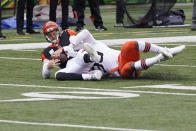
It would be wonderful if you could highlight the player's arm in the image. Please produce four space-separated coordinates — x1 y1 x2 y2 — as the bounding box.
42 59 60 79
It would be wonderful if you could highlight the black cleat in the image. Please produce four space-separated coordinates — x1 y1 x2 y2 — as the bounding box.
95 25 107 31
17 30 25 35
114 23 124 27
75 26 84 32
0 34 6 39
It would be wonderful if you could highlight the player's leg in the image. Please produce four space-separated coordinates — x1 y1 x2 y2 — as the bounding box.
136 41 173 58
55 70 102 80
130 45 186 71
118 41 140 78
169 45 186 56
134 54 164 71
118 41 171 78
70 29 97 50
83 43 101 62
72 49 102 80
120 53 166 78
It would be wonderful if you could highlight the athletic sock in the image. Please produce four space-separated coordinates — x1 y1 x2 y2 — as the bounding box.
134 55 161 70
138 41 163 53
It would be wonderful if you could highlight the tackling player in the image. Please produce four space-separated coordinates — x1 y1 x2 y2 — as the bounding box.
63 29 186 79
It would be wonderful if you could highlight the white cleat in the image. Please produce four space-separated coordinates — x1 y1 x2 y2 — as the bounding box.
90 70 103 80
156 53 165 62
160 47 173 58
169 45 186 56
158 45 186 62
83 43 101 63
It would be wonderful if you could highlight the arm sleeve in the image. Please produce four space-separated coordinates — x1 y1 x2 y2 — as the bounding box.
42 59 51 79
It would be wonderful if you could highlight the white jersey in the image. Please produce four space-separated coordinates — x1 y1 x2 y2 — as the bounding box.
70 29 121 77
91 41 120 77
56 49 94 74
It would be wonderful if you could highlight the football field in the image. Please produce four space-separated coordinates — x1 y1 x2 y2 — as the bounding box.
0 4 196 131
0 37 195 131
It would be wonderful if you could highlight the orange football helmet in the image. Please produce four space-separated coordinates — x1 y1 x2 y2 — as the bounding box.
42 21 60 43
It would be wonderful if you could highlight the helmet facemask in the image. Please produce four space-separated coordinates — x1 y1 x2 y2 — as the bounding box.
45 28 60 44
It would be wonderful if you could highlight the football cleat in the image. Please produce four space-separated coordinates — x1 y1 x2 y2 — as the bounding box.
169 45 186 56
158 45 186 62
156 53 165 62
89 70 103 80
83 43 101 63
160 47 173 58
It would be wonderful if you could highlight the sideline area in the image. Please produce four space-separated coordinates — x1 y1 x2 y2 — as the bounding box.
0 35 196 50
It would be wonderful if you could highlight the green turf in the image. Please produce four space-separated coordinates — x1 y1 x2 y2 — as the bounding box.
0 4 196 131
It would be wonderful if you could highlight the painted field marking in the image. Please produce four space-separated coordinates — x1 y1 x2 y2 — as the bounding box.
1 35 196 50
1 83 196 92
7 36 32 39
125 90 196 96
101 36 196 46
0 39 30 41
22 91 139 100
0 98 54 102
0 57 40 61
0 120 156 131
135 32 186 36
93 30 186 37
122 84 196 90
155 64 196 68
0 84 140 102
0 84 195 103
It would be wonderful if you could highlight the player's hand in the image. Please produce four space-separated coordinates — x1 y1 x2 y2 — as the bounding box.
52 48 63 58
48 59 60 69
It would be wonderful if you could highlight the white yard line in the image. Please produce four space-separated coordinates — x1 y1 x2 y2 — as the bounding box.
0 120 155 131
0 35 196 50
122 84 196 90
0 57 40 61
0 98 54 102
0 83 196 96
101 36 196 46
155 64 196 68
0 84 195 107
